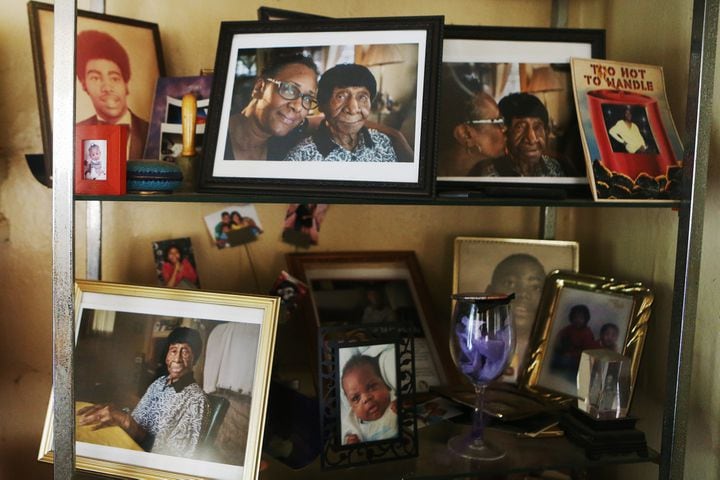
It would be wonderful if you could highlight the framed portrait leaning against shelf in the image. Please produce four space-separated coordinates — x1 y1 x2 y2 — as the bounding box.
436 25 604 196
522 271 653 403
453 237 579 384
38 281 279 480
28 1 165 184
286 251 451 392
198 16 442 199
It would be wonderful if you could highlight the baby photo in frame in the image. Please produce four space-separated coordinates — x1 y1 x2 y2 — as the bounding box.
74 124 127 195
318 324 418 470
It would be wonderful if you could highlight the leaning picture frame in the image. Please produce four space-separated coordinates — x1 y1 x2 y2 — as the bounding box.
285 251 450 392
452 237 579 384
38 281 279 480
521 271 653 403
198 17 443 199
318 323 418 469
74 124 128 195
436 26 605 198
28 1 165 185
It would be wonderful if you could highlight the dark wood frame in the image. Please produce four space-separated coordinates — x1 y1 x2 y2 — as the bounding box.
257 6 328 21
74 124 127 195
436 25 605 199
286 251 455 390
28 1 165 187
198 17 443 199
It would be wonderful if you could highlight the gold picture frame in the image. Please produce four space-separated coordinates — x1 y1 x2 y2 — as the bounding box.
38 280 279 480
521 271 653 403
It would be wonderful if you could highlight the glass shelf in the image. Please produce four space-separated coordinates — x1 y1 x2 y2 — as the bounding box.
74 191 681 209
260 421 658 479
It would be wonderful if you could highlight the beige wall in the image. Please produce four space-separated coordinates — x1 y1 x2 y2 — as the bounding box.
0 0 716 479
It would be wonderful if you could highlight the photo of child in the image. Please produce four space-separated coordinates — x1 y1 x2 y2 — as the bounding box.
339 343 398 445
537 287 632 397
83 139 107 180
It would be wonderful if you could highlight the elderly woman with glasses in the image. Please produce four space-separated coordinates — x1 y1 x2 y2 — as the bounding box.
436 85 508 177
77 327 210 458
224 54 320 160
285 63 398 162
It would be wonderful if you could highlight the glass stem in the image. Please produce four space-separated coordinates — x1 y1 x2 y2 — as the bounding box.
471 384 487 445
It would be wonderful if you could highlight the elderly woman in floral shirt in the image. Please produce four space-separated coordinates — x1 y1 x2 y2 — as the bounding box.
78 327 210 457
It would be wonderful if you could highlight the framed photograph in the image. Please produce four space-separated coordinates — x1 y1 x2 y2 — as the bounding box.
453 237 579 383
522 271 653 402
38 280 279 480
436 26 605 195
28 1 165 185
152 237 201 289
144 75 214 162
257 6 327 21
203 205 264 249
198 17 442 199
286 251 450 392
318 324 418 469
74 124 127 195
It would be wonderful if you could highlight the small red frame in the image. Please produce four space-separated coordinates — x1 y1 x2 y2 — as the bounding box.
74 124 127 195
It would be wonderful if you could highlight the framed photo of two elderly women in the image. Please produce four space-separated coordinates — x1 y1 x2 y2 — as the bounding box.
198 17 443 199
436 26 604 197
38 281 279 480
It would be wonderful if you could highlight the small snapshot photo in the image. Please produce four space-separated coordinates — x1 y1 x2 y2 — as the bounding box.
83 139 107 180
602 104 659 155
537 287 632 397
282 204 328 248
152 237 201 289
204 205 264 249
338 342 399 445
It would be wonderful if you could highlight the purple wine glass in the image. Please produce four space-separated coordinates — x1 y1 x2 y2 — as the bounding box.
448 292 515 460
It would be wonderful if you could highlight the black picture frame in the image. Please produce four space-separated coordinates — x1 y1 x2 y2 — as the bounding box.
318 323 418 470
27 1 166 187
436 25 605 199
198 17 443 199
257 6 327 21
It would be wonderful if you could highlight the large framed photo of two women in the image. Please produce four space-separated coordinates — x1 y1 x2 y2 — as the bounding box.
38 281 279 480
522 271 653 402
28 1 165 184
198 17 443 199
436 26 604 195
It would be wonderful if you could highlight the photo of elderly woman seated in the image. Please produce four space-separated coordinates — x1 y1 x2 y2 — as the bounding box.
75 315 261 466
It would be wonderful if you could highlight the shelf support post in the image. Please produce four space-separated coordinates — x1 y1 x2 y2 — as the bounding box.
663 0 718 477
52 0 77 478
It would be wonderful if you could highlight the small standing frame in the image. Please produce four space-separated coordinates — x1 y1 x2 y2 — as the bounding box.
318 323 418 469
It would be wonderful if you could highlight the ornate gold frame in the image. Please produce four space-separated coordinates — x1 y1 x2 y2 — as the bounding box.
521 271 653 404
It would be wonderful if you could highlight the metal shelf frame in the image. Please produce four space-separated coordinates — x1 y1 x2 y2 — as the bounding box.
50 0 717 478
